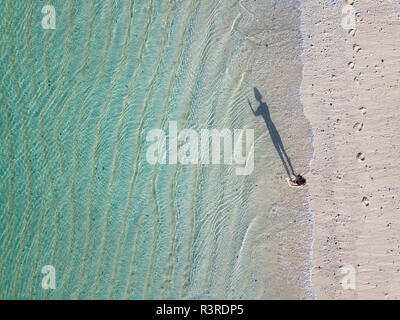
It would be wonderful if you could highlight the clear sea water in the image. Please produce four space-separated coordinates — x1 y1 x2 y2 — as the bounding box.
0 0 313 299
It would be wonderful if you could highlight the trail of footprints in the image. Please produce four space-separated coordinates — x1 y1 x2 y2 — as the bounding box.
345 0 371 207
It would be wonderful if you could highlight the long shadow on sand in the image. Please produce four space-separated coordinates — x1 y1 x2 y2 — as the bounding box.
249 87 295 179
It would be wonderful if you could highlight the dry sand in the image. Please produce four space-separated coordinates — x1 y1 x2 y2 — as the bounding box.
301 0 400 299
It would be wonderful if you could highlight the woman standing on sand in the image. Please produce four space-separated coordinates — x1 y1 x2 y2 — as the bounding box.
249 87 306 188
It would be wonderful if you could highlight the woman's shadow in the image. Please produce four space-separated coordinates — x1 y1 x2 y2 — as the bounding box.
249 87 295 179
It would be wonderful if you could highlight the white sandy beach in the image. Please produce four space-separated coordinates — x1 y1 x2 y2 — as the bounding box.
301 0 400 299
1 0 400 300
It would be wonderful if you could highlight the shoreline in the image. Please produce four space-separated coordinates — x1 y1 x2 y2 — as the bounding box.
231 0 314 299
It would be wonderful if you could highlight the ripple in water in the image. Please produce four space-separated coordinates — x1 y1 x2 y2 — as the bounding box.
0 0 313 299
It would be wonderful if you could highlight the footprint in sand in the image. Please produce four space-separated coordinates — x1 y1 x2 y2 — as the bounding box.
359 106 367 115
356 152 365 161
356 12 363 23
362 196 369 206
348 61 355 69
348 29 356 37
353 44 361 53
353 122 363 131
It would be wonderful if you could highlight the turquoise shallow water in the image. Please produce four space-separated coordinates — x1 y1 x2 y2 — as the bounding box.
0 0 313 299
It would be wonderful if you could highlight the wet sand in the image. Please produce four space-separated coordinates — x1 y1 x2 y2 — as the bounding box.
237 0 314 299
